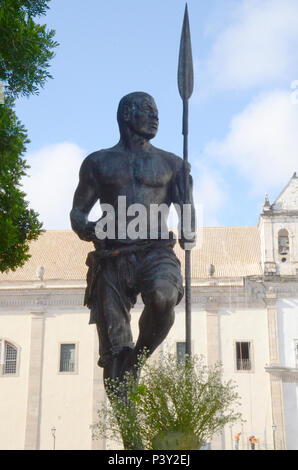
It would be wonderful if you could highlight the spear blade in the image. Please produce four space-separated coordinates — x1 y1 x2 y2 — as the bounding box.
178 3 194 102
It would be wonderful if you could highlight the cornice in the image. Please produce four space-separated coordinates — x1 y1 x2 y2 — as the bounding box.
265 366 298 383
0 276 297 311
260 210 298 218
0 288 86 309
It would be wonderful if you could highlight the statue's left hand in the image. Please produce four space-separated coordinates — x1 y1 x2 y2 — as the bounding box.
179 233 196 251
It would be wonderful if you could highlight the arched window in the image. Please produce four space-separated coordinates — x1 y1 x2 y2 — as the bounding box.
278 229 289 256
0 340 18 375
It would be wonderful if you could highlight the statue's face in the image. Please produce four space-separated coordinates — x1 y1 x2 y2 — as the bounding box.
127 96 159 140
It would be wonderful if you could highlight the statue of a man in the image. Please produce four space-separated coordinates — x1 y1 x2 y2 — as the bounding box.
70 92 195 384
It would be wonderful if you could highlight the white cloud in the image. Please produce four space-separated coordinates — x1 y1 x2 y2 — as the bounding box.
22 142 98 229
205 90 298 193
203 0 298 91
192 166 228 226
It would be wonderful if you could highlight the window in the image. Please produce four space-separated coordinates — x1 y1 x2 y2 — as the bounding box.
59 344 76 373
4 343 17 374
278 230 289 256
236 342 252 371
0 340 18 375
176 342 186 364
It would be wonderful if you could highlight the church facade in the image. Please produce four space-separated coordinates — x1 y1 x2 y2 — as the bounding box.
0 174 297 450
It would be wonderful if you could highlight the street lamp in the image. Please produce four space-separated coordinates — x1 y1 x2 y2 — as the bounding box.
272 424 277 450
51 426 56 450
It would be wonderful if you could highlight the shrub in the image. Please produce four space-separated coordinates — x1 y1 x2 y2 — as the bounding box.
93 352 242 450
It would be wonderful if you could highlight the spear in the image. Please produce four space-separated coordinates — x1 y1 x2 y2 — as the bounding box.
178 3 194 357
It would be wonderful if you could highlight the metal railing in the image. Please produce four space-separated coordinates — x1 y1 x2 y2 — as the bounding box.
237 359 251 371
59 360 75 372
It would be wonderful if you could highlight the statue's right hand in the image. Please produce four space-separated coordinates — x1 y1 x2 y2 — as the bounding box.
83 222 97 242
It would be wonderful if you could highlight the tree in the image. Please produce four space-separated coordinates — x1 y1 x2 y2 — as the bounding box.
0 98 42 271
0 0 57 98
93 352 243 450
0 0 58 272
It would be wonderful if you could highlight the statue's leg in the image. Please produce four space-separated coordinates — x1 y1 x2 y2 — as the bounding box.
133 245 183 362
94 260 135 382
93 257 143 450
97 309 143 450
113 277 179 450
102 345 136 383
134 279 178 358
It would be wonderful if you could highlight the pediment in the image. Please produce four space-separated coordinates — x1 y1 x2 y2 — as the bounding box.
272 174 298 211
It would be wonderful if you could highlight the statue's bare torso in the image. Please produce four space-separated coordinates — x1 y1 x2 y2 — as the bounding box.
79 143 183 237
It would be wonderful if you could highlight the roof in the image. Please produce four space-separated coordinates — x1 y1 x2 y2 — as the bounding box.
0 227 262 283
271 173 298 212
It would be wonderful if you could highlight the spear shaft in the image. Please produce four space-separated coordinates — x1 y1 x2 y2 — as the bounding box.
178 3 194 357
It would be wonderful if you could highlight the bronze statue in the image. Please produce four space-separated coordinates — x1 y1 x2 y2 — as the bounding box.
70 92 195 385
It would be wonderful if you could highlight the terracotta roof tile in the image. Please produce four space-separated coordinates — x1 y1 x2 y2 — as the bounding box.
0 227 262 282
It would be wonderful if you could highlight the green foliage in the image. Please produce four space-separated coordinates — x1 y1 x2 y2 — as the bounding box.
93 352 243 450
0 0 57 271
0 0 58 98
0 98 42 272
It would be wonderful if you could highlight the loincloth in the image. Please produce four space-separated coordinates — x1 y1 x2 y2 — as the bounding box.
84 238 184 367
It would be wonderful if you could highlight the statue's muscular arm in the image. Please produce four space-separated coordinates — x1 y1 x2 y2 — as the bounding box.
168 153 196 249
70 154 100 242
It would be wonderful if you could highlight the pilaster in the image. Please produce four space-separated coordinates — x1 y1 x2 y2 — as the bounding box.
24 309 45 450
206 300 224 449
266 294 286 450
206 301 220 367
266 295 280 366
91 327 106 450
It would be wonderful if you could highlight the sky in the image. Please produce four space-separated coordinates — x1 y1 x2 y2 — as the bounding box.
14 0 298 229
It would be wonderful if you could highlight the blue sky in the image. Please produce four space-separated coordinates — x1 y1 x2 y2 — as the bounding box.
15 0 298 229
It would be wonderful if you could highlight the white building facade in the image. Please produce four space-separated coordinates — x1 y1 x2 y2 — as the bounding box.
0 175 297 450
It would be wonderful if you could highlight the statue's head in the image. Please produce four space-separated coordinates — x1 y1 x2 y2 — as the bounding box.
117 92 159 141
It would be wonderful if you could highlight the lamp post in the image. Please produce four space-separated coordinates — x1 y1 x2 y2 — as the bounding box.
51 426 56 450
272 424 277 450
